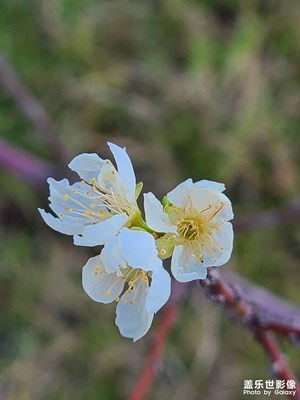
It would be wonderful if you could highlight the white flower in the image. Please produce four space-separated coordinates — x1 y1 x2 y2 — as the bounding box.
39 142 141 246
144 179 234 282
82 228 171 341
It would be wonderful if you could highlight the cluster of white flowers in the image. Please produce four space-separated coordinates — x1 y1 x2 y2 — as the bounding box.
39 142 233 340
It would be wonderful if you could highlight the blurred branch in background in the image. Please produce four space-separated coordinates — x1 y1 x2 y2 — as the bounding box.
129 281 186 400
0 138 55 186
233 201 300 233
0 53 68 162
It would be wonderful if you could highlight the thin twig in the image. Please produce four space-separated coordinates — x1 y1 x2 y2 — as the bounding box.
0 53 68 162
254 330 296 382
128 280 186 400
128 304 176 400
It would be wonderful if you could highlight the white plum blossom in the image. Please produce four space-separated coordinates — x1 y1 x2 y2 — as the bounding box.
39 140 235 340
82 228 171 341
144 179 234 282
39 142 142 246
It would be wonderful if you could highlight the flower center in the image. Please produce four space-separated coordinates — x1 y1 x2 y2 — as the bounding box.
115 266 149 304
177 218 203 241
90 177 132 215
164 201 226 263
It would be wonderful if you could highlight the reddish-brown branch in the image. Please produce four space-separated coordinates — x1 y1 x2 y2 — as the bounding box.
254 331 300 399
200 269 300 399
219 270 300 340
128 304 177 400
128 280 186 400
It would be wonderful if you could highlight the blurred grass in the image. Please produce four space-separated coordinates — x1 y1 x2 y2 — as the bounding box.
0 1 300 399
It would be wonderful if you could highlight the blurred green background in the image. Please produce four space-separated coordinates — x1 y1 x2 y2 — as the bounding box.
1 1 300 399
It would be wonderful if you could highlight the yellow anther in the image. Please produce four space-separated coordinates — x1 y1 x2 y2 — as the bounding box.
90 203 96 208
142 276 148 283
71 189 76 194
86 191 90 195
106 160 110 165
106 290 111 296
160 248 167 257
59 213 64 218
80 180 85 185
63 194 69 201
115 297 120 302
98 210 105 215
111 170 115 175
84 210 92 216
91 178 96 185
130 300 134 305
93 265 100 275
65 207 72 212
128 280 134 287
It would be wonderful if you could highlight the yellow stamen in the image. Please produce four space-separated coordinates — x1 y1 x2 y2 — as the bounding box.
207 202 224 221
160 248 167 257
93 265 100 275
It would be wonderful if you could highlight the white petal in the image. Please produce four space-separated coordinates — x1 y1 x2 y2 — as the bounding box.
97 162 127 201
108 142 136 204
146 269 171 313
68 153 105 183
213 192 234 221
73 213 128 247
194 180 225 192
38 208 84 235
190 187 233 221
47 178 106 225
116 281 154 341
100 236 127 274
167 179 193 207
144 192 176 233
171 245 207 282
202 222 234 267
118 228 162 271
82 255 124 303
47 178 73 217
